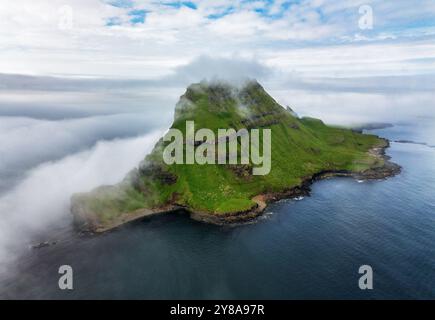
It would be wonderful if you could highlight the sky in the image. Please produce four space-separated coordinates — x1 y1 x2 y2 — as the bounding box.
1 0 435 78
0 0 435 273
1 0 435 123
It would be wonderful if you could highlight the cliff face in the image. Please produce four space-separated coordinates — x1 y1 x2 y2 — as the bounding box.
71 80 400 232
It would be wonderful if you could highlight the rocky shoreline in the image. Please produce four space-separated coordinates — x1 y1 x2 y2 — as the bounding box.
72 139 401 233
186 139 401 226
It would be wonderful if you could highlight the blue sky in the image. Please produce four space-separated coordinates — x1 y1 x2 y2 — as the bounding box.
101 0 435 41
1 0 435 79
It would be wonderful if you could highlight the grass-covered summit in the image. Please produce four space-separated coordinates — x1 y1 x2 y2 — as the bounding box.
71 80 399 232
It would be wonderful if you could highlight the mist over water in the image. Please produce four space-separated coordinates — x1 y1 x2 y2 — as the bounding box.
0 114 168 194
0 102 434 298
1 126 434 299
1 0 435 300
0 131 162 275
0 58 435 298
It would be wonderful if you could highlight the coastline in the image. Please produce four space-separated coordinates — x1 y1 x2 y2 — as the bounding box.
72 138 401 233
190 139 401 225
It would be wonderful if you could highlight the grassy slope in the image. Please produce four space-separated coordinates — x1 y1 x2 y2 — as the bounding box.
74 81 385 225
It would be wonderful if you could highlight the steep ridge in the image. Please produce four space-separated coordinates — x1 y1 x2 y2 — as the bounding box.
71 80 400 232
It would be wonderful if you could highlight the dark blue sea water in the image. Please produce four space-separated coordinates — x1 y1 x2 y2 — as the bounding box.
1 125 434 299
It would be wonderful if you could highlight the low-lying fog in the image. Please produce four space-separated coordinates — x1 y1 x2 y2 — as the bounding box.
0 56 434 276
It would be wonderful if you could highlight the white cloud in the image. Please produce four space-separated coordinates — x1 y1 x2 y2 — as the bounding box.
1 0 435 78
270 88 435 126
262 41 435 77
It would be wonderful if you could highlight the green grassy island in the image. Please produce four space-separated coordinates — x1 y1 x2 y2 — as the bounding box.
71 80 400 232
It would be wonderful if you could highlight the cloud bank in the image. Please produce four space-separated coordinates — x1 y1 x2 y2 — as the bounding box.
0 0 435 280
0 114 166 193
0 131 162 274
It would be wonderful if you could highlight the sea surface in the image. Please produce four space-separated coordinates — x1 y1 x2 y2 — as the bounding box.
0 124 434 299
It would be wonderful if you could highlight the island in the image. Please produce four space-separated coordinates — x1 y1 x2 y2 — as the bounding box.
71 80 400 232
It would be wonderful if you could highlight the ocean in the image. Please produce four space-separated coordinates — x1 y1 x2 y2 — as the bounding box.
0 124 434 299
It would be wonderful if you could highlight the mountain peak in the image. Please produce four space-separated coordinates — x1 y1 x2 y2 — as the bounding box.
174 79 283 123
71 82 399 233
